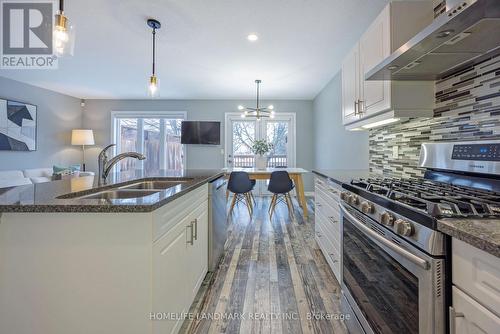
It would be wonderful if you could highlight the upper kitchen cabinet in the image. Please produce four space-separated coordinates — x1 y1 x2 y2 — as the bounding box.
342 1 436 130
342 45 360 125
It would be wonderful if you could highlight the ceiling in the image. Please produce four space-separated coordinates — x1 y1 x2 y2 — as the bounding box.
0 0 392 100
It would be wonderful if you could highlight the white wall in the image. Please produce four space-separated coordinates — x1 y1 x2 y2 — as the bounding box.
83 99 315 189
0 77 83 170
313 71 369 170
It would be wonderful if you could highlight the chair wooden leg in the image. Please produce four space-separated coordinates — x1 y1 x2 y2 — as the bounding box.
229 194 237 215
268 194 276 213
250 192 256 205
269 194 278 218
285 193 294 217
244 193 253 216
245 193 253 213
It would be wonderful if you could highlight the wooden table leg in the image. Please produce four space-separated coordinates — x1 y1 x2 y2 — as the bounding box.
293 174 308 218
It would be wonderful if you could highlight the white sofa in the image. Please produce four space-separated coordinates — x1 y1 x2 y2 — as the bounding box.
0 168 94 189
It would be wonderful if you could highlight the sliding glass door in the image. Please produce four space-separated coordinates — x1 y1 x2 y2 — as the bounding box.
112 112 185 172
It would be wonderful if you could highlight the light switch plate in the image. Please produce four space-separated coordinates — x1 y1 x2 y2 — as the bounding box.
392 146 399 159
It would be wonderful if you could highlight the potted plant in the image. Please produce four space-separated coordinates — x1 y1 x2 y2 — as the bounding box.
251 140 273 170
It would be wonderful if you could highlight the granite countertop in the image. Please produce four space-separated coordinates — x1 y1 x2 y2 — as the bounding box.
438 218 500 257
0 169 224 213
312 169 372 185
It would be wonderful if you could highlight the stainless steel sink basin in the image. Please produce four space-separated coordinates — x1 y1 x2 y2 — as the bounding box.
120 179 192 190
79 189 160 200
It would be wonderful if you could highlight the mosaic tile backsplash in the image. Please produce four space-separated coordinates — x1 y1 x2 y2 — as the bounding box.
369 53 500 178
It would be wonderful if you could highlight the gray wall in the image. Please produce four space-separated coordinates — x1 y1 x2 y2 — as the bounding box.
83 99 315 190
313 72 369 170
0 77 83 170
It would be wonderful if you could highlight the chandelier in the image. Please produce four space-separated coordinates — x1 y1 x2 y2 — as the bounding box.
239 80 275 120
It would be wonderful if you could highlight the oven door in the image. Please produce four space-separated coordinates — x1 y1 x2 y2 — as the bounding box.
339 203 445 334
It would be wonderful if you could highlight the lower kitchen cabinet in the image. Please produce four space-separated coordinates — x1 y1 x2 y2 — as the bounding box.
314 176 342 282
451 286 500 334
451 239 500 334
0 184 209 334
153 188 208 334
186 202 209 301
153 216 193 334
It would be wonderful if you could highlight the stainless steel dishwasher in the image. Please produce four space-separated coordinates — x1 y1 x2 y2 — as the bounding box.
208 176 228 272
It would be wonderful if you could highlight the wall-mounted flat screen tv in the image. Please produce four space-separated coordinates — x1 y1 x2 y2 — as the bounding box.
181 121 221 145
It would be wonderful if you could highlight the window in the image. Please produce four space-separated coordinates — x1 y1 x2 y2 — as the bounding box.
111 112 186 172
225 113 296 169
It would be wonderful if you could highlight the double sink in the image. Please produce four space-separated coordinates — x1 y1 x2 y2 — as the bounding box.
75 179 193 200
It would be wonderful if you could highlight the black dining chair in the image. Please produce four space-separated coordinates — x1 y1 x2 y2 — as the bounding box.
268 171 295 217
227 172 254 215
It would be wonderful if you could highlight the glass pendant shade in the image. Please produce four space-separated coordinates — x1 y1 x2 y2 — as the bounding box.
53 3 75 57
148 75 159 98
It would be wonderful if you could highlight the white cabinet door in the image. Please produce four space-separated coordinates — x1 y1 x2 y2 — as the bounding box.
342 44 361 125
186 202 209 301
452 286 500 334
359 5 391 116
152 217 191 334
452 238 500 317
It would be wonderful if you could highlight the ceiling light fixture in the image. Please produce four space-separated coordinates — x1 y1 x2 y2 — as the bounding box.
147 19 161 98
53 0 75 57
247 33 259 42
239 80 275 121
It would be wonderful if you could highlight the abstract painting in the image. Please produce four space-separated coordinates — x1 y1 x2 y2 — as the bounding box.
0 99 37 151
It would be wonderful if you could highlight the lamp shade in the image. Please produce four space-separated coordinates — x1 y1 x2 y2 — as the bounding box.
71 129 95 146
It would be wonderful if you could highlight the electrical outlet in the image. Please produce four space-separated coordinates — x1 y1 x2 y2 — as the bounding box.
392 146 399 159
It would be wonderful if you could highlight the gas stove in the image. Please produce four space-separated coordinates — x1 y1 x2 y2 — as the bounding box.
349 177 500 218
341 140 500 255
340 140 500 334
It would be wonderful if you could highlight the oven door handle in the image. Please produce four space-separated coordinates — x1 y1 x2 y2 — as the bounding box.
340 203 430 270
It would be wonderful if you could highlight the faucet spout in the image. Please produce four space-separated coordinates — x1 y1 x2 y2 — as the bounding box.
97 144 146 184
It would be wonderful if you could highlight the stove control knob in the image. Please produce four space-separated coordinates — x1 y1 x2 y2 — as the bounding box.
340 191 350 201
361 202 375 214
380 212 394 226
394 219 414 237
349 195 359 205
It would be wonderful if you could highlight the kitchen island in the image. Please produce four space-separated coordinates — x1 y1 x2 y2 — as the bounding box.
0 170 224 334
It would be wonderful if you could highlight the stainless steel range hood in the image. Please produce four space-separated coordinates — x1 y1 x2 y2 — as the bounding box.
366 0 500 81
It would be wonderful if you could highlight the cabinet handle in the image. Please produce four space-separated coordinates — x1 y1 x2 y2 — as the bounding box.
193 219 198 241
329 216 337 223
329 254 338 263
357 99 365 115
316 202 322 207
354 100 358 116
316 232 322 238
187 224 194 245
449 306 464 334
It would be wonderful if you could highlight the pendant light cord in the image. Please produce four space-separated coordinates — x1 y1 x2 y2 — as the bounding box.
59 0 64 13
152 28 156 76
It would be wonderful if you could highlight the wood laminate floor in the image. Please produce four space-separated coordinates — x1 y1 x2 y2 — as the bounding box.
181 196 348 334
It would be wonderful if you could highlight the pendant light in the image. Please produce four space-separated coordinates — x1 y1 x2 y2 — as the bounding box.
239 80 275 120
53 0 75 57
147 19 161 98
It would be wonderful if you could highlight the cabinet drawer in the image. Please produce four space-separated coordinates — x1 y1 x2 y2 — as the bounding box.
316 191 340 220
315 225 341 282
316 210 340 251
153 184 208 242
452 238 500 317
315 178 341 202
452 286 500 334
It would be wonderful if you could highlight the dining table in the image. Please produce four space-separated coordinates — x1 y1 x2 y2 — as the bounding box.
223 167 310 218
